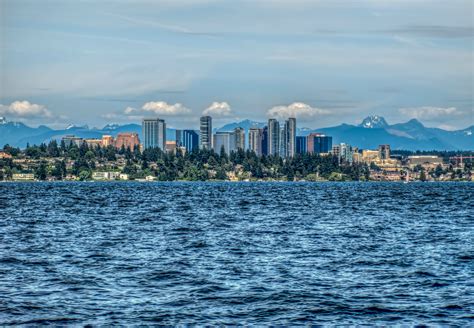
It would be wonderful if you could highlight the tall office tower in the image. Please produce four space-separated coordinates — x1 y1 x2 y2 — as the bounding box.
267 119 280 156
378 144 391 160
175 129 183 147
182 130 199 152
142 118 166 150
262 126 268 155
284 117 296 157
213 132 233 155
279 127 287 157
234 127 245 150
249 128 264 156
200 116 212 149
296 136 307 154
307 133 333 154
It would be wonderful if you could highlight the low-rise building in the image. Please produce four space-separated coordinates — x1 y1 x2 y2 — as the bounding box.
362 150 380 163
101 135 114 147
84 139 102 148
145 175 156 181
115 133 140 150
62 135 84 147
92 171 120 180
0 151 12 159
408 155 443 169
12 173 35 181
165 141 177 153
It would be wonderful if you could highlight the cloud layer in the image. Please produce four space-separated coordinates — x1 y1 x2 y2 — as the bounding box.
203 102 232 117
124 101 191 117
0 101 52 118
398 106 459 120
267 102 330 119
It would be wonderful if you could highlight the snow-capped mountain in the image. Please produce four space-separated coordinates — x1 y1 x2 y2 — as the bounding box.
359 115 389 129
0 117 7 124
66 124 89 130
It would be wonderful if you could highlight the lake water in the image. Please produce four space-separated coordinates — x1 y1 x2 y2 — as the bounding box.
0 182 473 325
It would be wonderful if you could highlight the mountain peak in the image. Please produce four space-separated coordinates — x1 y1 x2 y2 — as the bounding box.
359 115 388 129
405 118 424 128
66 124 89 130
102 123 120 130
0 117 7 124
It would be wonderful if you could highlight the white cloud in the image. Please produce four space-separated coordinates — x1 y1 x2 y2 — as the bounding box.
124 106 137 114
398 106 459 120
120 101 191 116
203 102 232 116
0 100 52 118
267 102 330 119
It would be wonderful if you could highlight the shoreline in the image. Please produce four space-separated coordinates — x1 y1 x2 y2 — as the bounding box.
1 180 472 183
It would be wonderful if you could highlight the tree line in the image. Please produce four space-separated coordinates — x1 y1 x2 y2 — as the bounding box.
1 141 370 181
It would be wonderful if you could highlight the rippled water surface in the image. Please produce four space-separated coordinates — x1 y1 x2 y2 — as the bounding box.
0 182 473 325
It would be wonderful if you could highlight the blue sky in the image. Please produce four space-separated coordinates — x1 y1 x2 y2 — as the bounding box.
1 0 473 130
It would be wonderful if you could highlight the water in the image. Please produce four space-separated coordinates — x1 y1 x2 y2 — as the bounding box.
0 182 473 325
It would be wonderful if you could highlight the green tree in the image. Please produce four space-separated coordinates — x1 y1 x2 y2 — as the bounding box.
419 169 427 182
79 170 91 181
35 161 48 180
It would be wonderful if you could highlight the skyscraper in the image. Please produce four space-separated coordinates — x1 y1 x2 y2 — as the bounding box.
181 130 199 152
262 126 268 155
142 118 166 150
296 136 307 154
307 133 332 154
284 117 296 157
279 127 286 156
213 132 233 155
267 119 280 156
249 128 264 156
200 116 212 149
233 127 245 151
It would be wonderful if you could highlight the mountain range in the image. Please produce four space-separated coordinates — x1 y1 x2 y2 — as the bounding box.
0 115 472 151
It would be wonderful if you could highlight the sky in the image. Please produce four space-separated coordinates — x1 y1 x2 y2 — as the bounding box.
0 0 473 130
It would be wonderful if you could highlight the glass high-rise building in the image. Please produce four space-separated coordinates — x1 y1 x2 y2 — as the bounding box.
233 127 245 151
284 117 296 157
200 116 212 149
142 118 166 150
296 136 307 154
262 126 268 155
267 119 280 156
177 130 199 152
249 128 263 156
307 133 332 154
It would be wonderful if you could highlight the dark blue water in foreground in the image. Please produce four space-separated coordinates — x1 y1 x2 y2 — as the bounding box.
0 182 473 325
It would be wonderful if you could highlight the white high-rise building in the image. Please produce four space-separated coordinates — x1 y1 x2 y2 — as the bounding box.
142 118 166 150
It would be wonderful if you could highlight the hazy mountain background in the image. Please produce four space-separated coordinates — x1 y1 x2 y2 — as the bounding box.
1 116 472 151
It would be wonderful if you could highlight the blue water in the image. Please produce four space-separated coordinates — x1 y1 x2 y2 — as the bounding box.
0 182 473 325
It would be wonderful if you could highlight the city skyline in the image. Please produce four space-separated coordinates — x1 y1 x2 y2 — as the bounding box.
1 0 473 130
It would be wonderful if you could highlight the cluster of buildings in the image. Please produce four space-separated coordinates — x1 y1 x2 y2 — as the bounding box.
55 116 448 174
61 133 140 150
143 116 299 157
201 116 297 157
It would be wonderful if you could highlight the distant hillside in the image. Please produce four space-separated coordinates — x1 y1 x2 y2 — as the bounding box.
1 116 472 150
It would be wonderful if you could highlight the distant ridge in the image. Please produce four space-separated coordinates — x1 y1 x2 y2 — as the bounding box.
1 116 472 150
